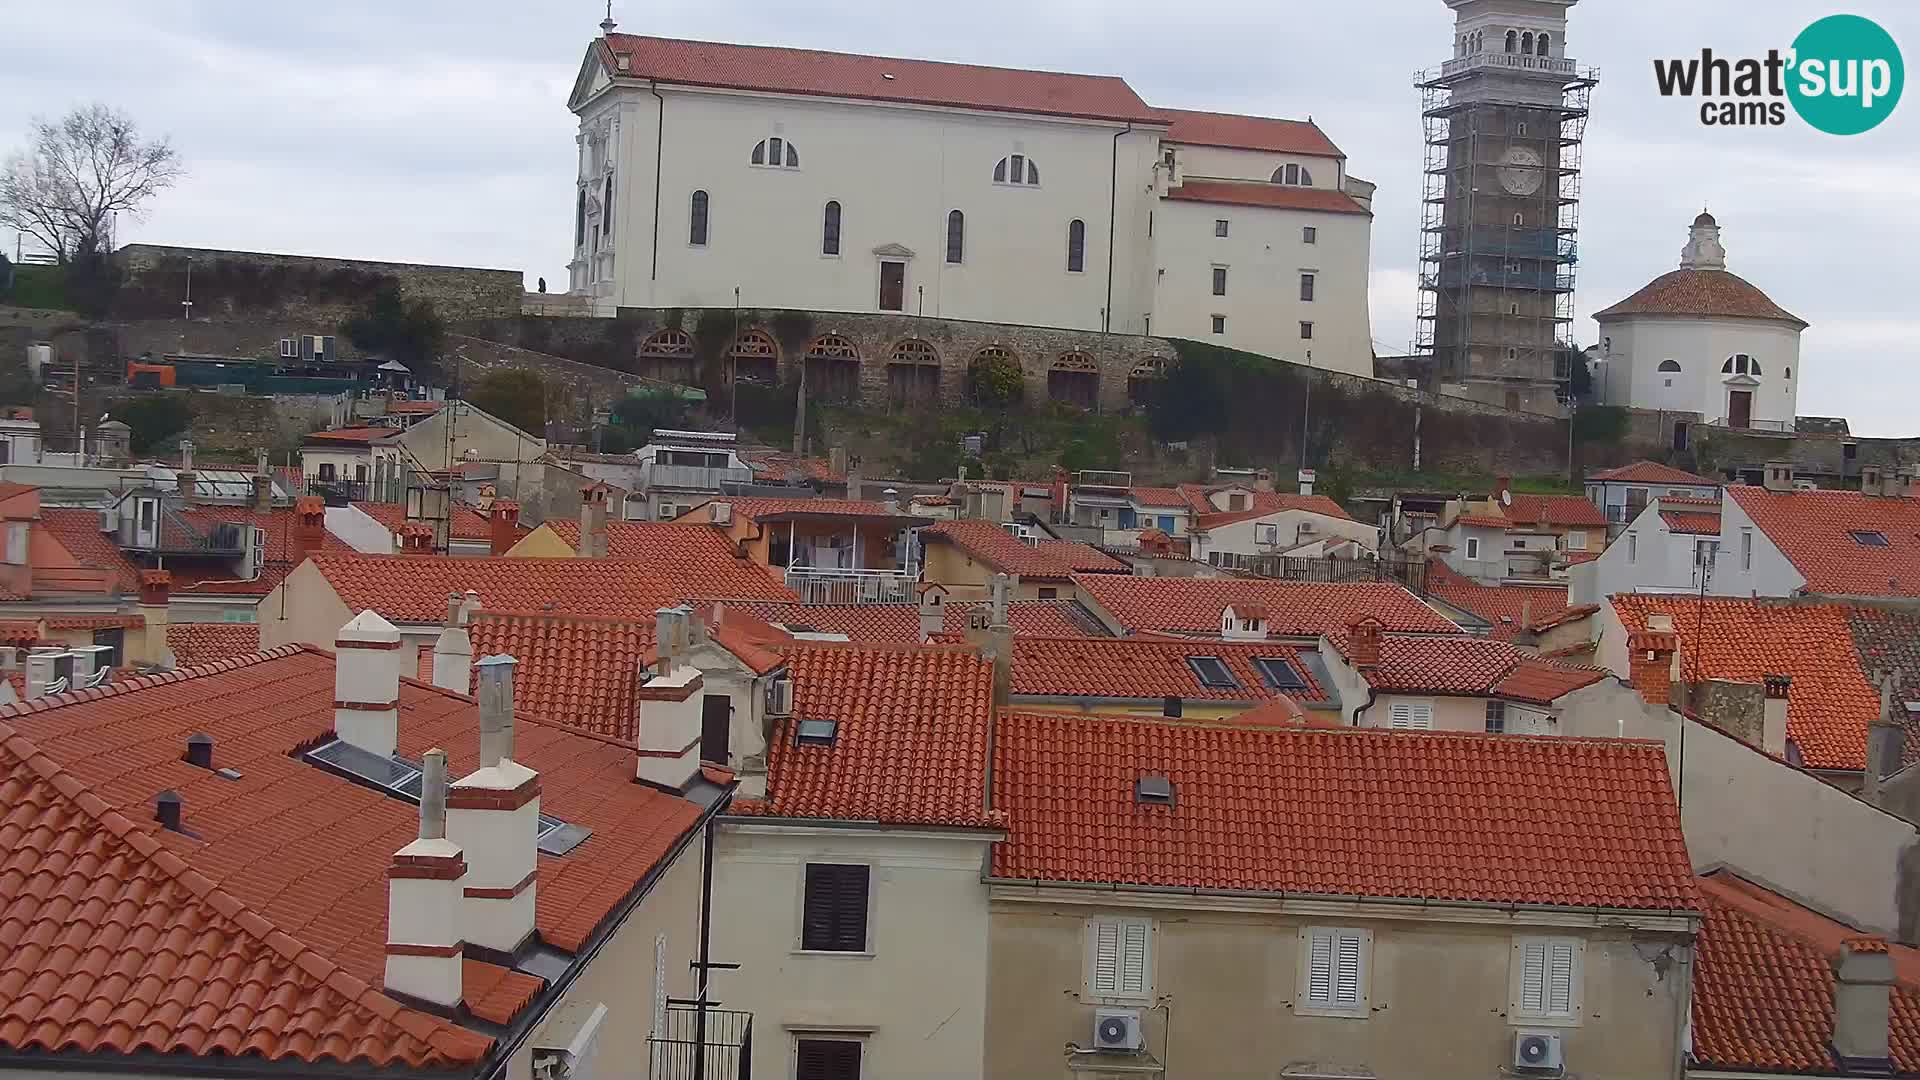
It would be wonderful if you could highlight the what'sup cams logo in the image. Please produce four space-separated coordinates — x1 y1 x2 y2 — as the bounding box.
1654 14 1903 134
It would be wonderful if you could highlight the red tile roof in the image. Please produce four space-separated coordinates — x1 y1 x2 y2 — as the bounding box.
352 500 495 542
303 426 403 445
1326 631 1606 704
43 613 144 630
923 519 1129 579
544 520 792 583
738 450 845 485
1011 637 1325 702
1505 493 1608 529
1729 485 1920 597
307 551 793 625
1661 508 1722 535
1453 512 1512 529
38 508 143 593
469 611 654 741
737 599 1108 643
0 714 492 1068
599 34 1161 125
1612 595 1878 770
1190 490 1354 531
676 496 908 522
1129 486 1191 509
1156 108 1344 157
0 647 706 1045
1426 562 1572 642
167 506 353 597
1076 575 1457 638
1594 268 1807 327
990 711 1699 909
1692 872 1920 1074
1164 180 1370 215
165 623 261 665
1588 461 1716 485
0 620 39 646
731 643 998 828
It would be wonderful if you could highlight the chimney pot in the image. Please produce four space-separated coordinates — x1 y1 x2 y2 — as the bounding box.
334 610 403 758
418 748 449 840
385 745 466 1008
475 654 518 768
1832 938 1896 1070
448 657 540 953
155 790 184 832
1627 630 1679 707
251 474 273 514
185 733 213 769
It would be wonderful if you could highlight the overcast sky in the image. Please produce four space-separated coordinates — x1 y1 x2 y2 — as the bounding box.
3 1 1915 433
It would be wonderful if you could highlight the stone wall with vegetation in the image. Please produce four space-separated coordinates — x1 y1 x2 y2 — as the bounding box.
112 244 523 323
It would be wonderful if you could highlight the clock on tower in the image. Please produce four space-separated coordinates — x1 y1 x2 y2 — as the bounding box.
1413 0 1597 416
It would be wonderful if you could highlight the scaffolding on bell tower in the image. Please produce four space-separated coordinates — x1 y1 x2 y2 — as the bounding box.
1413 52 1598 414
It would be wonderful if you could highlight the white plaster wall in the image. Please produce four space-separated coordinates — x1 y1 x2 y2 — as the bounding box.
1151 197 1372 376
1357 693 1488 733
324 505 398 554
1583 502 1707 604
1708 496 1806 599
1173 145 1344 188
1597 316 1801 425
299 447 376 483
710 824 996 1080
1442 523 1511 583
1192 509 1378 561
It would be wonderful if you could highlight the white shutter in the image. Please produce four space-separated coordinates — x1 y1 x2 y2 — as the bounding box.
1092 920 1121 994
1389 703 1413 729
1306 930 1334 1004
1334 932 1364 1006
1120 921 1150 995
1519 940 1548 1013
1389 702 1433 730
1547 941 1576 1015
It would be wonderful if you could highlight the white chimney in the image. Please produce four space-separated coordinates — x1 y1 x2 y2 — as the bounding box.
384 748 466 1009
1298 468 1317 497
1762 674 1791 758
447 654 540 953
335 610 403 757
636 608 704 790
1832 937 1895 1071
917 586 946 643
431 592 474 694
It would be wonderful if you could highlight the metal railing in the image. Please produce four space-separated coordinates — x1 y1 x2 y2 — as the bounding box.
784 565 918 604
648 1002 751 1080
1708 417 1795 434
644 462 755 491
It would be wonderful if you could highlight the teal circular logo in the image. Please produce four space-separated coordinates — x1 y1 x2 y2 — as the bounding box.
1788 14 1904 135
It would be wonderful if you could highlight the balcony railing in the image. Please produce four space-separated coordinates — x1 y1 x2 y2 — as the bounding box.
644 462 754 491
1440 52 1581 79
1709 417 1795 435
648 1002 751 1080
784 565 918 604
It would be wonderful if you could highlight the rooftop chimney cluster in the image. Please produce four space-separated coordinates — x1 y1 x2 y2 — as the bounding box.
635 606 703 789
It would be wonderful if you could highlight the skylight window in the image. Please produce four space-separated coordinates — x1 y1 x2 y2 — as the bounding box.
1851 530 1891 547
303 738 589 855
1252 656 1307 691
1135 775 1174 805
1185 655 1239 690
795 718 838 746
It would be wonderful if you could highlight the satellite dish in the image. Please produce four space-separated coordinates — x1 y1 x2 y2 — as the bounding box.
1500 490 1513 506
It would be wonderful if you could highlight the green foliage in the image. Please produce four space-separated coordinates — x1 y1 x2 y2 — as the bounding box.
770 310 815 355
1571 405 1628 444
610 391 692 439
2 262 72 310
340 285 446 383
693 310 736 396
468 368 549 435
966 353 1024 409
112 395 195 454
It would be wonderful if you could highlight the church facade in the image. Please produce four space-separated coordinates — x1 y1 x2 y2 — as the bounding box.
565 28 1377 378
1592 212 1807 431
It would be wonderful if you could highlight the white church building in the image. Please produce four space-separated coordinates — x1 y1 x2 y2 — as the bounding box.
1591 212 1807 431
565 23 1378 376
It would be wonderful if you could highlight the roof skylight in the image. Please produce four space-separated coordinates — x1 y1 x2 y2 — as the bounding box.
303 738 589 855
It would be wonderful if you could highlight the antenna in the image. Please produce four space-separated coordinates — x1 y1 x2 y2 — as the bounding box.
599 1 616 35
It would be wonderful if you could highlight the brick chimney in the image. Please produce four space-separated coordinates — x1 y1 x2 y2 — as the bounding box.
636 607 704 790
431 592 474 694
1832 937 1895 1072
1762 674 1792 758
489 500 521 556
136 570 172 667
176 470 197 505
578 484 609 558
251 475 273 515
1627 629 1680 707
398 523 435 555
1347 617 1383 672
294 496 327 563
334 610 403 758
1493 475 1512 506
447 654 540 953
384 748 466 1009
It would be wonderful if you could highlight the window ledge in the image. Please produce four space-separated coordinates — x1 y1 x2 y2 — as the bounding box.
1068 1050 1163 1076
791 948 877 959
1293 1004 1371 1020
1509 1013 1581 1029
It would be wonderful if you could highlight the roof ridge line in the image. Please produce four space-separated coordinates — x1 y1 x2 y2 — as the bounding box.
0 645 308 719
0 716 488 1062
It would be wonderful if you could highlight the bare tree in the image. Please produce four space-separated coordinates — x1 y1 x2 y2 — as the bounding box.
0 104 183 262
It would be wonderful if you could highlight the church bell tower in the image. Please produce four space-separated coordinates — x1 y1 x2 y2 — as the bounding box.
1414 0 1597 414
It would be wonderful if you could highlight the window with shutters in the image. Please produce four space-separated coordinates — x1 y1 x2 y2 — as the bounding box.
1085 917 1153 1003
1387 700 1434 730
800 863 870 952
1297 926 1370 1017
1511 936 1583 1024
794 1036 863 1080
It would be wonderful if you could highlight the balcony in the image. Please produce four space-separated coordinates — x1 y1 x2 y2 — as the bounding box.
1440 52 1581 80
648 1002 751 1080
784 565 918 604
644 462 754 492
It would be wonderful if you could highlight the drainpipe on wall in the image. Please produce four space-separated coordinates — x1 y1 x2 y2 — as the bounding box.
650 82 665 284
1105 122 1133 333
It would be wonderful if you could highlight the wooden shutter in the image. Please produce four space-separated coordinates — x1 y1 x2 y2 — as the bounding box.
802 864 870 952
1305 929 1364 1008
795 1037 862 1080
1518 940 1549 1013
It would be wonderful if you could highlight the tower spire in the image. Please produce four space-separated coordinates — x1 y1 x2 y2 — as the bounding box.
600 1 617 35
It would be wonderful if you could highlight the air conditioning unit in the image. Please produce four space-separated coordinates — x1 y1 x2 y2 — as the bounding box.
1091 1008 1143 1053
709 501 733 526
766 676 794 717
1513 1030 1564 1072
1298 521 1315 536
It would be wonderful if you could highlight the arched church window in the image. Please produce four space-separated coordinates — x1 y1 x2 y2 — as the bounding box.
1522 32 1534 55
751 137 800 168
689 191 709 246
1535 32 1550 56
1722 354 1761 376
994 155 1041 185
946 210 965 264
1506 30 1518 53
822 200 841 256
1658 359 1682 373
1066 219 1086 272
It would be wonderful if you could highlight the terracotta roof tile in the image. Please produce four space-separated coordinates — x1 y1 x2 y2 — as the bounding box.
1594 268 1806 327
600 33 1161 124
1661 509 1722 535
923 519 1129 579
1613 595 1877 770
461 960 544 1027
303 426 404 445
0 620 39 646
0 714 493 1068
308 551 793 625
1011 636 1325 702
43 613 144 630
1157 108 1343 156
990 711 1699 909
732 643 997 828
352 501 495 542
734 599 1109 643
1729 485 1920 597
166 623 262 666
465 611 654 741
1692 872 1920 1073
1164 180 1370 215
544 520 802 585
1191 490 1355 531
1129 486 1191 509
169 506 353 597
1844 606 1920 768
1326 631 1606 704
38 508 143 593
676 496 906 522
1587 461 1716 485
1453 512 1512 529
1505 493 1609 529
1076 576 1456 638
1426 562 1572 642
738 450 845 485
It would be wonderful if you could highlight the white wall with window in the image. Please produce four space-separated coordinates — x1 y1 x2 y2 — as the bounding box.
1571 497 1728 607
710 824 997 1080
1190 506 1378 564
